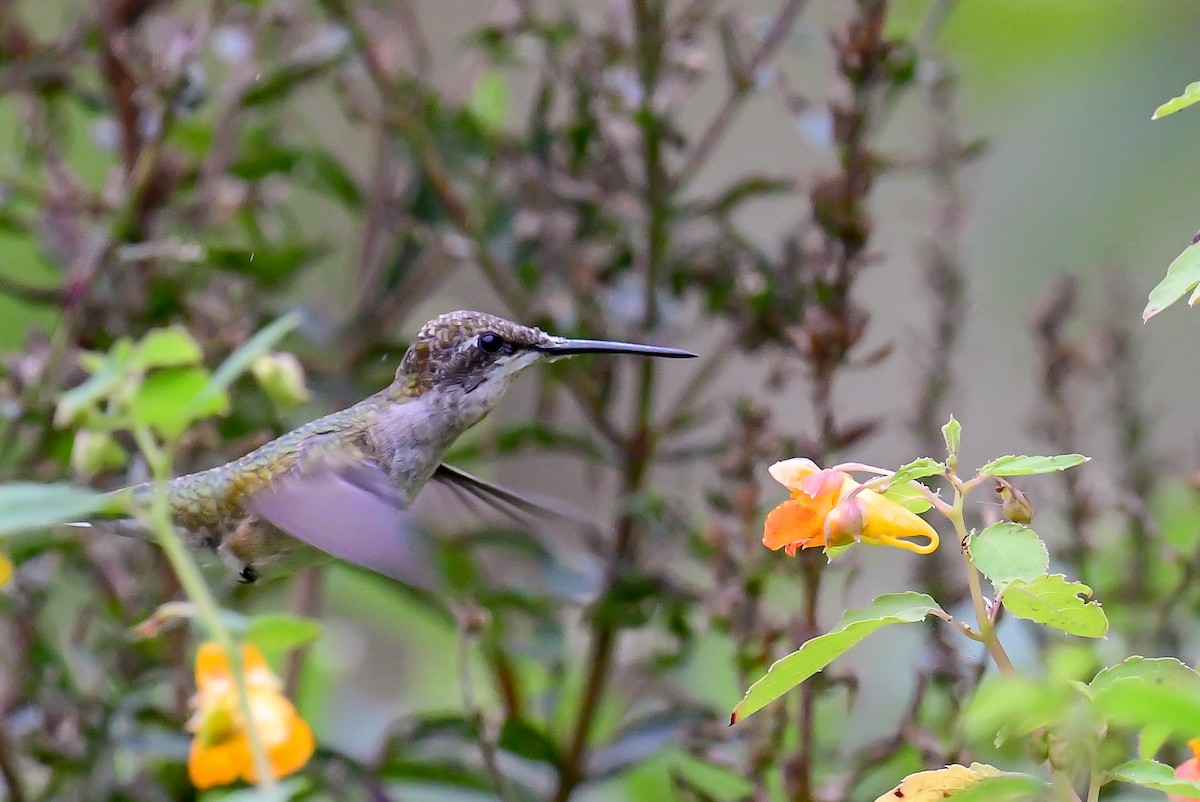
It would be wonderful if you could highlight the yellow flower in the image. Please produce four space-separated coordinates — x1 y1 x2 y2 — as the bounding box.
0 553 11 586
762 458 939 555
187 642 314 789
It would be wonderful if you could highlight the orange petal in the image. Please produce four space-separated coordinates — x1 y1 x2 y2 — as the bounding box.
196 642 271 688
259 711 315 781
189 735 251 789
763 499 827 552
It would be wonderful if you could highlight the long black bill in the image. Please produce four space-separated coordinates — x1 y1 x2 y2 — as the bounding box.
539 338 697 359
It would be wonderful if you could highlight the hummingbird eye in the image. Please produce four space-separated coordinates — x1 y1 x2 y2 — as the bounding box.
477 332 504 354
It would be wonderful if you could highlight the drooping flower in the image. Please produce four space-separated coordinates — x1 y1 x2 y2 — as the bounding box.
1169 738 1200 802
187 642 314 789
762 458 939 555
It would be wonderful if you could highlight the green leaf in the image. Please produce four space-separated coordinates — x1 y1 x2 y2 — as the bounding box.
468 71 508 132
1152 81 1200 119
731 592 943 723
1109 760 1200 798
880 481 934 513
942 416 961 456
1144 239 1200 321
245 613 323 656
887 457 946 487
186 313 300 421
978 454 1089 477
134 326 203 369
1092 677 1200 736
968 523 1049 591
1001 574 1107 637
498 717 560 765
70 430 127 478
130 367 229 438
964 675 1074 739
0 483 125 534
55 348 131 427
1090 656 1200 697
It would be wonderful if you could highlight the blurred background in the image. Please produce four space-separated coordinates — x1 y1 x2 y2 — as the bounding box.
2 0 1200 799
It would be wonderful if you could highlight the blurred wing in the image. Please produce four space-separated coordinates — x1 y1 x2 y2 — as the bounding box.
246 444 438 589
418 463 602 551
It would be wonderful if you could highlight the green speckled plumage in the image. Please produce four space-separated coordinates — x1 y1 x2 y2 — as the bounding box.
151 391 393 530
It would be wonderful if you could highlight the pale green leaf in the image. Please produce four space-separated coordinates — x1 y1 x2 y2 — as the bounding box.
1109 760 1200 799
942 416 961 456
131 368 229 438
1144 239 1200 321
468 71 508 132
251 352 311 409
188 313 300 418
1093 678 1200 736
978 454 1089 477
245 613 323 656
1001 574 1107 637
0 483 125 534
55 359 127 427
880 480 934 513
134 326 203 369
1152 81 1200 119
968 523 1048 591
1090 656 1200 696
732 592 943 723
887 457 945 487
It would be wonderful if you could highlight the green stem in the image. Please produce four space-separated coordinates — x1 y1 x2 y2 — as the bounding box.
132 425 277 791
948 478 1015 676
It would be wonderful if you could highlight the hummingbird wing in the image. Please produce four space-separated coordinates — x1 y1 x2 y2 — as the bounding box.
245 441 439 589
420 464 600 545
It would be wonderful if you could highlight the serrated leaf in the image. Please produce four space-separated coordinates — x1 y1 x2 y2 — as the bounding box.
245 613 322 656
1090 656 1200 697
131 368 229 438
880 481 934 513
1110 760 1200 798
732 592 942 723
1001 574 1107 637
978 454 1089 477
134 327 203 369
968 523 1048 590
887 457 946 487
942 416 961 455
0 483 125 534
1144 239 1200 321
1152 81 1200 119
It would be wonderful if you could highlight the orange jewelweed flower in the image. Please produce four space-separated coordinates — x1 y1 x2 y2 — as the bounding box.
187 642 314 789
762 458 939 556
1169 738 1200 802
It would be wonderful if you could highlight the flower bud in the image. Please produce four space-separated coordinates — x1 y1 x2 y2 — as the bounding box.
997 482 1034 525
824 496 866 546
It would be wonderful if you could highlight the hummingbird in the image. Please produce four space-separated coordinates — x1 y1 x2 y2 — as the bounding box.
108 310 696 586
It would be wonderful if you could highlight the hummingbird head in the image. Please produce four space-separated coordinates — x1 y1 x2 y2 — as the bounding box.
394 310 696 406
